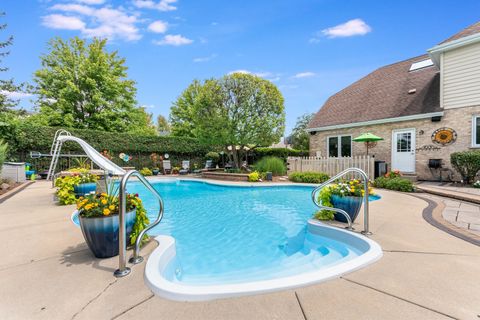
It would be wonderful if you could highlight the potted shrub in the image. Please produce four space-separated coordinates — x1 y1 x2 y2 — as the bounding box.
73 172 99 197
76 192 140 258
172 166 180 174
314 179 373 223
152 167 160 176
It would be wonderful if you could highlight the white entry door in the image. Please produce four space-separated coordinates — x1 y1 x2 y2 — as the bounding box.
392 129 416 173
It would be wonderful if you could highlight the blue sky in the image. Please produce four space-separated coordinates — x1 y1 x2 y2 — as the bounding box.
2 0 480 134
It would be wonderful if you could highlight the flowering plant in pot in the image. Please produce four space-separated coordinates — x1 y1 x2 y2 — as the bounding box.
72 171 99 196
314 179 373 223
76 179 149 258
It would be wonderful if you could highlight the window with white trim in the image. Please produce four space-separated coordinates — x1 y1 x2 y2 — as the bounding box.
473 116 480 147
327 135 352 157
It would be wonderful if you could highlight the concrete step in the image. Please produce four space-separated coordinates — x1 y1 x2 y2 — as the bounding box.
401 173 418 182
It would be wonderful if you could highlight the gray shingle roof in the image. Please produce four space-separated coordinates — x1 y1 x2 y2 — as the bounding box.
308 55 441 130
439 21 480 44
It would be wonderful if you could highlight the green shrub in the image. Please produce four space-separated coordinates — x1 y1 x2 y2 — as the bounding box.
451 151 480 184
289 172 330 184
385 177 414 192
373 176 388 188
254 156 286 176
248 171 260 182
374 176 414 192
205 151 220 162
0 140 7 175
139 167 153 176
251 147 308 162
313 186 335 220
55 175 81 205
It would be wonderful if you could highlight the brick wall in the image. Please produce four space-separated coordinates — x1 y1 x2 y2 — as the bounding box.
309 105 480 181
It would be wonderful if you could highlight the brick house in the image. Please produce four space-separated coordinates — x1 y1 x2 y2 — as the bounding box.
307 21 480 181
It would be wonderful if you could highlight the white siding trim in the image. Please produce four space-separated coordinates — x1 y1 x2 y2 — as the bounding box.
440 53 444 108
307 112 444 132
442 41 480 109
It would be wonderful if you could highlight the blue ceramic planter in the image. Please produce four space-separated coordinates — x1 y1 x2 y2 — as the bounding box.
74 183 97 197
331 195 363 223
79 209 136 258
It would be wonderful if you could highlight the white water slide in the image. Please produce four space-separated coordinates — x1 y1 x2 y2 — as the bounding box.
47 130 126 180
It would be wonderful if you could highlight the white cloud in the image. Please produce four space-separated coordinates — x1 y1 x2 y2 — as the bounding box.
42 14 85 30
228 70 281 82
76 0 105 4
45 5 141 41
293 72 316 78
148 20 168 33
0 90 33 99
51 4 94 15
153 34 193 46
321 19 371 38
133 0 177 11
193 54 217 62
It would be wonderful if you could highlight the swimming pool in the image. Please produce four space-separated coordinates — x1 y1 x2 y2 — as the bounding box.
123 179 382 301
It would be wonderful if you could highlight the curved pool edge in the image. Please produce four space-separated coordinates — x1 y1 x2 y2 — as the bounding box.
144 221 383 302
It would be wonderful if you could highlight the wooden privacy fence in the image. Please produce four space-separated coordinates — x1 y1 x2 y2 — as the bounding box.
287 156 375 180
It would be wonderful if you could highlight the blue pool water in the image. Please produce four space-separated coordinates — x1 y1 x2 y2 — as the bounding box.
119 180 380 285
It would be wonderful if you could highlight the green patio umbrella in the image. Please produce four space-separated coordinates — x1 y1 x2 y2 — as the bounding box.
353 133 384 155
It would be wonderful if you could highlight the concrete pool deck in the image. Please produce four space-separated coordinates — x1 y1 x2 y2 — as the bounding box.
0 180 479 319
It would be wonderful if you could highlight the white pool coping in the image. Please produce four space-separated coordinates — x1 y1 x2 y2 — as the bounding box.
144 221 383 301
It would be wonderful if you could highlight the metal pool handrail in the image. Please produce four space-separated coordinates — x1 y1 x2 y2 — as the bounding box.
114 170 164 277
311 167 371 235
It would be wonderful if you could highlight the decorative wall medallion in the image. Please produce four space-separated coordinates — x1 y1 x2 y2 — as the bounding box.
431 127 457 145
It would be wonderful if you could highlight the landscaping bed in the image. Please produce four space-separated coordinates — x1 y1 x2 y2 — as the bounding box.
0 181 23 196
202 171 249 181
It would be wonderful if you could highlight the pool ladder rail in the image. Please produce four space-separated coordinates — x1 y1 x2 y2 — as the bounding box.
114 170 165 277
311 167 372 236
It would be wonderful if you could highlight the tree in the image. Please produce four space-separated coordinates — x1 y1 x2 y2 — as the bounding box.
0 12 26 114
171 73 285 167
289 113 314 150
33 37 154 134
156 114 170 135
170 79 203 137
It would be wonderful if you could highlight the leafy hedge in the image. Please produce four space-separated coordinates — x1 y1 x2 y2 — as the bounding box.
7 124 212 155
4 124 216 172
451 151 480 184
373 176 414 192
250 147 308 162
289 172 330 184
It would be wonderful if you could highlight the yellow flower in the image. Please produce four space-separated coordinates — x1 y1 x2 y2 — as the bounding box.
101 193 107 197
103 208 111 216
101 199 108 205
109 205 115 211
350 188 355 193
85 204 92 210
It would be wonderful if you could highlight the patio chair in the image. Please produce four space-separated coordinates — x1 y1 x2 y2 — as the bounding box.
179 160 190 175
193 160 213 174
163 160 171 175
241 161 252 173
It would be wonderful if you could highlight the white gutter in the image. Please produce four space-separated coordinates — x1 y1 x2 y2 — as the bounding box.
428 33 480 65
307 111 444 133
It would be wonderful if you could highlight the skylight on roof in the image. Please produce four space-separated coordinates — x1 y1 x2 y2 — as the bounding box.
409 59 434 71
